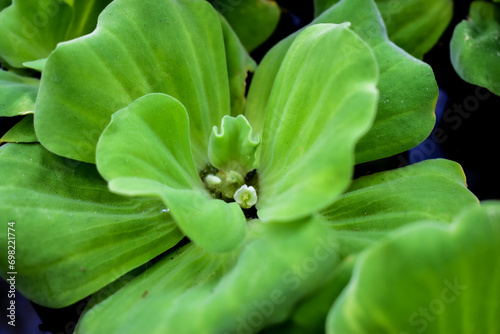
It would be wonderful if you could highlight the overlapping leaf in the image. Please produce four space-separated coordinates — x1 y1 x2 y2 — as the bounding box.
218 14 257 117
76 216 342 333
0 68 38 116
314 0 453 58
246 0 437 164
262 159 479 333
0 143 183 307
210 0 280 51
35 0 232 164
262 257 356 334
96 93 246 253
0 0 10 11
322 159 479 254
0 0 112 68
256 23 378 222
0 114 37 142
450 1 500 96
327 202 500 333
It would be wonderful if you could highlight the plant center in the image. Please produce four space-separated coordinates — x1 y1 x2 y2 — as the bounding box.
201 114 261 211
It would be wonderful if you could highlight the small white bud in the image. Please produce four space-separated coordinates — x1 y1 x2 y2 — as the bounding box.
234 185 258 209
205 174 222 187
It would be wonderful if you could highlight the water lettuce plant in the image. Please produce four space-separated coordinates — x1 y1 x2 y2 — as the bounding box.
0 0 499 333
450 0 500 96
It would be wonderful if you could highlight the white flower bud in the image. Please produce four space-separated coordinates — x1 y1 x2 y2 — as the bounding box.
205 174 222 187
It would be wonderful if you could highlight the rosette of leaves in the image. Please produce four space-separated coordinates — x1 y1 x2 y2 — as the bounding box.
0 0 487 332
450 0 500 96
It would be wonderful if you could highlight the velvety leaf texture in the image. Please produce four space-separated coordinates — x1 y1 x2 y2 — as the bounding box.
35 0 231 165
262 159 479 332
218 14 257 117
96 93 246 253
0 68 38 116
76 216 342 333
450 1 500 96
327 202 500 334
322 159 479 255
246 0 437 164
314 0 453 58
0 0 112 68
0 114 37 143
0 143 183 307
210 0 280 51
256 23 379 222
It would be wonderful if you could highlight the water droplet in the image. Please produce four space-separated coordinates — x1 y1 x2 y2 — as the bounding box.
161 209 169 213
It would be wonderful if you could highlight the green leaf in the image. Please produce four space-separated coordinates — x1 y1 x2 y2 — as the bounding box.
0 68 38 116
450 1 500 96
76 215 342 333
322 159 479 255
97 94 201 190
0 0 111 68
210 0 280 52
219 14 257 116
0 143 183 307
256 23 379 222
23 57 47 72
0 0 10 11
246 0 437 164
96 93 246 253
313 0 335 15
66 0 113 39
327 202 500 333
263 159 479 333
0 114 37 142
208 115 261 176
74 261 151 334
375 0 453 59
314 0 453 58
262 256 356 334
35 0 231 164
